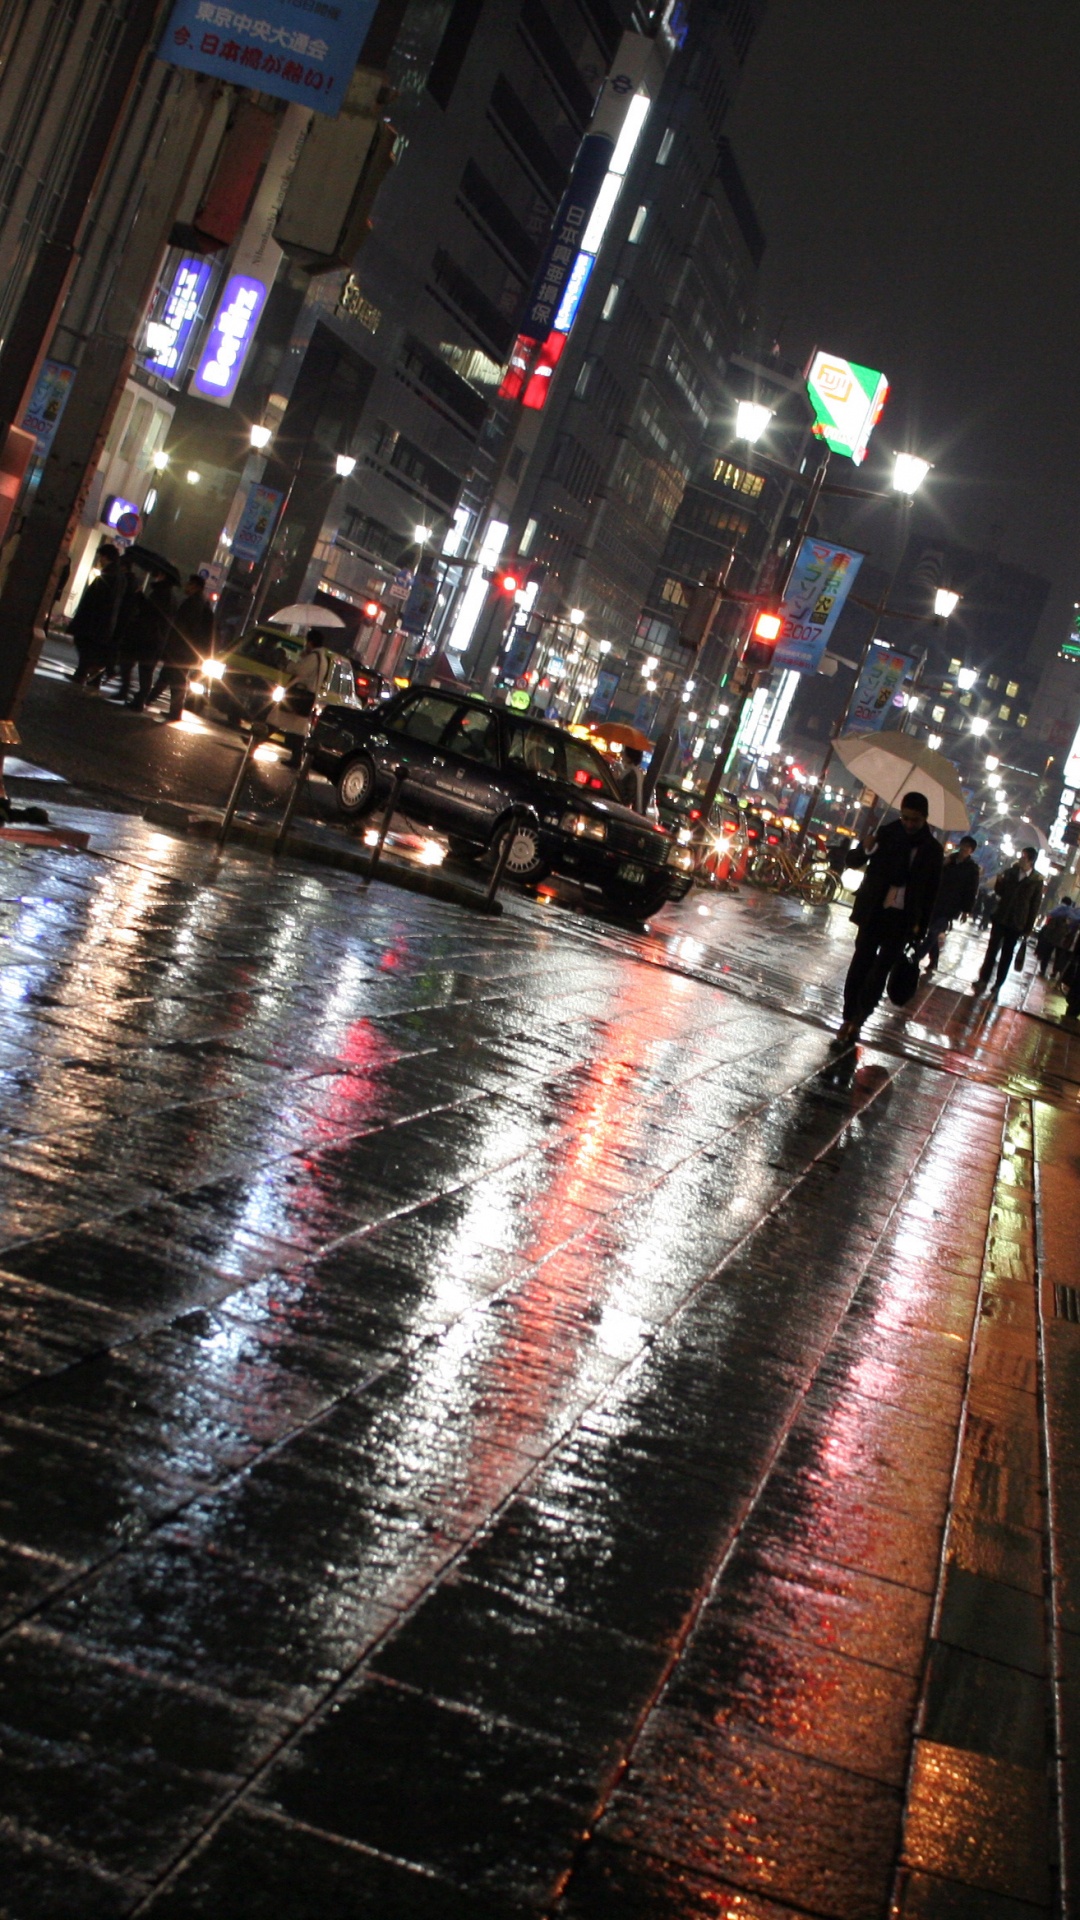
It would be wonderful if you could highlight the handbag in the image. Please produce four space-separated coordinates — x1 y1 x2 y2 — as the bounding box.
1013 938 1028 973
886 946 920 1006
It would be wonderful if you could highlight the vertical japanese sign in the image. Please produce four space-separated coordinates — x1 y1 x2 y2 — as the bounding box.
231 483 283 561
772 537 864 673
192 274 269 403
806 351 889 465
21 360 76 457
522 135 614 340
143 257 214 379
850 647 913 731
159 0 378 116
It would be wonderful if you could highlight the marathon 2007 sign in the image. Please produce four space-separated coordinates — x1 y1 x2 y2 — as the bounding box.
772 537 864 675
160 0 377 116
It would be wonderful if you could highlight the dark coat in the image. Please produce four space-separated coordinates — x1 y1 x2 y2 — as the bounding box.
993 863 1043 935
850 817 944 937
69 568 123 653
163 589 214 666
118 579 175 664
932 852 980 924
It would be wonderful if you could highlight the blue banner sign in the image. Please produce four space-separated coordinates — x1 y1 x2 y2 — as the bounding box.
773 537 864 674
232 483 283 562
159 0 378 116
192 273 268 404
523 133 613 339
850 647 913 731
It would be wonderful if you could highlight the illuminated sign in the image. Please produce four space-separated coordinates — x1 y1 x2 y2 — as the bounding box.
192 274 268 404
21 359 76 456
1064 717 1080 789
508 690 531 711
772 538 864 673
144 257 213 378
523 134 614 339
159 0 378 117
850 647 913 731
231 483 283 562
1062 608 1080 661
806 351 889 465
103 495 140 535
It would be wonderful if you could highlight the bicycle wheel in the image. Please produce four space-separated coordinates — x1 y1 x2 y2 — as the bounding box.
751 852 786 889
796 868 834 904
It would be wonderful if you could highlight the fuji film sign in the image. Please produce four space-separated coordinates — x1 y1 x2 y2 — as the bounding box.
806 351 889 465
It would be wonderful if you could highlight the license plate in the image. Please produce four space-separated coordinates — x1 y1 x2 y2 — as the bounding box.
617 861 646 885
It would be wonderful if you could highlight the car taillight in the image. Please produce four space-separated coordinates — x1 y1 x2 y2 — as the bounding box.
689 808 702 821
767 834 779 845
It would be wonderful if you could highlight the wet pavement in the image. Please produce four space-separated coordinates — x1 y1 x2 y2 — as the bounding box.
1 801 1077 1917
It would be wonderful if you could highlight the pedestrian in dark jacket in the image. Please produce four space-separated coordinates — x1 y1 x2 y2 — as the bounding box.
1035 897 1078 978
973 848 1043 994
69 544 124 685
149 574 214 721
835 791 944 1046
921 836 980 972
114 572 175 708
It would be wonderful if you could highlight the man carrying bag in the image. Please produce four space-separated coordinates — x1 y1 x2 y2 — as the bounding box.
972 847 1043 996
834 790 943 1047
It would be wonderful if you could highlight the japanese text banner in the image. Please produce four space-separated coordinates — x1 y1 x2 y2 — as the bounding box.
159 0 377 116
772 537 864 674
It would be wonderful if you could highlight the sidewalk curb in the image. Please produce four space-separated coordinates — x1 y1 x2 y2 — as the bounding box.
142 801 503 914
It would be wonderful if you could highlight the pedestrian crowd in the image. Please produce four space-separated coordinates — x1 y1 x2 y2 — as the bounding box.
68 544 214 721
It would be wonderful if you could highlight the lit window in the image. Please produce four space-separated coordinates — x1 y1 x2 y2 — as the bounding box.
998 703 1011 720
1006 679 1019 697
601 281 621 320
574 360 592 398
711 458 765 499
948 658 961 675
987 674 999 691
959 692 972 707
659 576 690 607
519 517 537 555
628 205 649 243
932 704 945 722
656 129 675 165
1017 712 1028 727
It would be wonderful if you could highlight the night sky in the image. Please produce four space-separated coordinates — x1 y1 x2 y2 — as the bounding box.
728 1 1080 665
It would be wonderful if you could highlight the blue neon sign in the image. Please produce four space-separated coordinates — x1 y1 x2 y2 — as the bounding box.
192 274 268 405
144 257 214 379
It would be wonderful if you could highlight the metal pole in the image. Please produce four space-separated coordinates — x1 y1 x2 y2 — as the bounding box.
218 729 263 847
363 763 407 883
272 738 314 855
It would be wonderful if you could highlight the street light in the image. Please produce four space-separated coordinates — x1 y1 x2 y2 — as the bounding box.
927 732 942 749
956 666 978 690
185 469 201 486
892 452 931 495
985 754 999 769
569 607 585 625
414 523 432 545
969 715 990 735
935 587 960 618
335 454 356 478
736 400 773 444
249 424 272 450
151 450 169 472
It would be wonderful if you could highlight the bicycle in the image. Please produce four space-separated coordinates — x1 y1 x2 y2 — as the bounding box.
749 842 840 904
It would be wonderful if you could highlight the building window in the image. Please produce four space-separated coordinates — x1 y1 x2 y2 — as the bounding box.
659 576 690 607
1017 712 1028 727
712 458 765 498
932 704 945 723
948 658 961 676
987 674 999 691
519 517 538 554
628 204 649 243
656 128 675 165
998 704 1011 720
959 692 972 708
1006 679 1019 697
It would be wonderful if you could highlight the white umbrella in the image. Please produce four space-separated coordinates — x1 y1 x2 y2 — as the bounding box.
832 730 970 831
267 603 345 630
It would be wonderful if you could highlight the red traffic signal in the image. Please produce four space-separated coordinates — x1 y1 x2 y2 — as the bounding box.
753 610 782 642
362 600 382 621
497 571 521 595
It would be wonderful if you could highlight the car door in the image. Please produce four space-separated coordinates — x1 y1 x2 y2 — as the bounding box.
429 704 504 833
381 691 465 813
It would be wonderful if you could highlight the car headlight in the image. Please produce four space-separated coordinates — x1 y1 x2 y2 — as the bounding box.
202 658 225 680
559 810 606 841
189 678 205 696
666 843 694 869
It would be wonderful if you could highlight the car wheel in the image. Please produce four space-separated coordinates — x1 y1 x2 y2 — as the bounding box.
602 878 670 922
447 835 485 863
336 753 377 817
495 821 550 883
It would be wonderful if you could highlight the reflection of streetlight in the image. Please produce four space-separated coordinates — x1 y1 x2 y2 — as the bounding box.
736 400 773 444
934 587 960 618
970 715 990 735
892 452 931 495
956 666 978 690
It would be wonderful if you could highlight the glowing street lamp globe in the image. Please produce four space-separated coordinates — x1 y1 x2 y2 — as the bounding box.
892 453 931 496
934 588 960 618
969 715 990 736
735 400 773 444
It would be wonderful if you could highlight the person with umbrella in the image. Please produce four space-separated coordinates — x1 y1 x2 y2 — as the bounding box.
972 847 1043 995
834 791 944 1047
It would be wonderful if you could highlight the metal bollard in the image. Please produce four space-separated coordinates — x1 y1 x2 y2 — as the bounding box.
273 738 314 856
363 762 408 883
218 726 264 847
484 804 539 910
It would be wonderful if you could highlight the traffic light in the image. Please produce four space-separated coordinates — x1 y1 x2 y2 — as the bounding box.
744 606 783 671
497 570 521 595
362 599 383 621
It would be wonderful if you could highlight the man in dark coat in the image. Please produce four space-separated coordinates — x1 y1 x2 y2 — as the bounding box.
921 835 980 972
835 790 944 1046
973 847 1043 995
149 574 214 721
69 544 124 685
114 570 175 709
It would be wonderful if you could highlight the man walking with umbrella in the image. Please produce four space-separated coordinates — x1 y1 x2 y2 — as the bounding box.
835 791 944 1047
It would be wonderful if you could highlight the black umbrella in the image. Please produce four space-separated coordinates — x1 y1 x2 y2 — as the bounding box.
127 545 182 584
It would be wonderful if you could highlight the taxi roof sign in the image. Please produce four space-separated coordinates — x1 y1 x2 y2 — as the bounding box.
806 351 889 465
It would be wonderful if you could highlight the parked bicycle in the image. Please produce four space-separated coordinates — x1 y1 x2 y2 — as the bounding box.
749 842 840 904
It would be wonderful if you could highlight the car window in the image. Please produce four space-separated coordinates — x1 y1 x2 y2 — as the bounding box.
237 630 302 672
443 706 500 765
393 693 461 744
508 724 561 777
562 736 619 798
332 660 354 699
